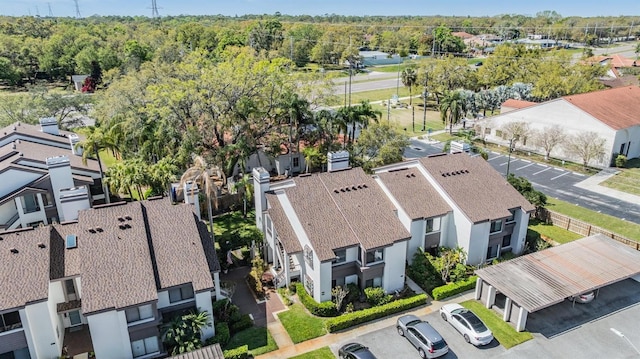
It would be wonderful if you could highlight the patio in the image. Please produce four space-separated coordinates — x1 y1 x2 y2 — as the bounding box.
63 325 94 358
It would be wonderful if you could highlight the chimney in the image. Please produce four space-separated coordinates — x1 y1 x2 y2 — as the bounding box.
252 167 270 232
183 181 201 220
58 186 91 221
69 133 83 156
39 117 59 135
47 156 75 222
327 150 350 172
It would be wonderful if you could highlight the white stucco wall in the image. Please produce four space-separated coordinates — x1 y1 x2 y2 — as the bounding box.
195 291 214 340
319 262 333 302
484 100 618 167
345 247 359 262
613 125 640 159
47 281 66 349
468 222 490 265
511 209 529 255
21 301 59 359
383 241 407 294
87 310 132 359
0 201 18 224
407 220 424 264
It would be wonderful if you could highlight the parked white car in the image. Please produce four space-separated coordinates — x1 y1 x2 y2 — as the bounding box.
569 291 595 304
439 304 494 346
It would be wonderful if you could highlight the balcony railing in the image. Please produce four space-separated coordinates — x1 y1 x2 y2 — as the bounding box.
0 323 23 334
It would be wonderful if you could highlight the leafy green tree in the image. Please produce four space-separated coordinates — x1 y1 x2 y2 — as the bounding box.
352 122 409 173
507 174 547 211
0 57 21 85
432 246 467 283
439 90 467 134
248 20 284 53
162 309 212 356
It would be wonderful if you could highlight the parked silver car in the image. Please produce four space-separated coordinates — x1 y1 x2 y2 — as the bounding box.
338 343 378 359
439 304 494 346
569 291 595 304
396 314 449 358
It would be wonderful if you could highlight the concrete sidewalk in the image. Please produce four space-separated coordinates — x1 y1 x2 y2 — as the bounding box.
256 291 476 359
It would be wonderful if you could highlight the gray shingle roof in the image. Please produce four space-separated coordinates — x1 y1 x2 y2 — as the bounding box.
265 192 302 254
0 122 72 148
275 168 410 262
377 168 452 219
419 154 535 223
0 226 51 310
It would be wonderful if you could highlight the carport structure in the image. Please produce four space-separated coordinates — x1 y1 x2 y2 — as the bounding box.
474 234 640 331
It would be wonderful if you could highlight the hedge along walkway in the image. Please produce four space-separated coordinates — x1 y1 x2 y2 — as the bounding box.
256 291 476 359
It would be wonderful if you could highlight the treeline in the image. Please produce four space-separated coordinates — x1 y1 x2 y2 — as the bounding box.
0 12 638 85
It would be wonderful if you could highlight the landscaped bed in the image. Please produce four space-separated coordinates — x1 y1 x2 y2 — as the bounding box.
277 303 328 343
461 300 533 349
288 346 335 359
224 326 277 356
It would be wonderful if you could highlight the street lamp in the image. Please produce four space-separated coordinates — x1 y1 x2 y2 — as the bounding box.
505 138 516 177
611 328 640 356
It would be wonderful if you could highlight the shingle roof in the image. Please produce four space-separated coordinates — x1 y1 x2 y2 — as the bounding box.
419 153 535 223
0 122 72 148
77 202 158 314
278 168 410 262
143 199 216 292
562 86 640 130
12 140 101 173
376 168 451 219
265 193 303 254
0 226 51 310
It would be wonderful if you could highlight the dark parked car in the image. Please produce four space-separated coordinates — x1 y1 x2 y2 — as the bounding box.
397 314 449 358
338 343 377 359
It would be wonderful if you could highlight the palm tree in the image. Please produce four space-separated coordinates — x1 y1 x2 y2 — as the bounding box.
440 90 467 134
179 155 222 239
401 68 418 106
162 309 211 356
149 157 178 196
233 173 253 218
75 125 121 203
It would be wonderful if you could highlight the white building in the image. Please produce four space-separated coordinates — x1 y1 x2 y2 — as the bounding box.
0 197 221 359
0 120 106 231
253 151 534 302
482 86 640 167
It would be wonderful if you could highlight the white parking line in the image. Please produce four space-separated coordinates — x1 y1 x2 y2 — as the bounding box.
487 155 503 161
533 167 551 175
500 159 518 166
573 172 586 177
517 163 534 170
553 167 564 171
520 159 531 163
551 171 570 180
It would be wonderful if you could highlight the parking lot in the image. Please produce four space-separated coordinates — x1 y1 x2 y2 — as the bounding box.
331 279 640 359
486 153 586 185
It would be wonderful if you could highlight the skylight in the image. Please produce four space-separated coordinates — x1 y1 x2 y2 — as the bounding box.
66 234 77 249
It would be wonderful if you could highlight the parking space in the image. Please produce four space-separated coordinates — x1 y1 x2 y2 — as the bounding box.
486 153 585 184
331 311 505 359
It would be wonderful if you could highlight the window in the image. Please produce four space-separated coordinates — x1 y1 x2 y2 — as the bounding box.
333 249 346 264
64 279 77 300
0 311 22 333
43 193 53 207
65 235 77 249
490 220 503 234
486 245 499 261
425 217 441 233
365 277 382 288
131 336 160 358
21 194 40 214
168 285 194 303
304 274 314 294
304 245 314 268
125 304 154 324
293 157 300 168
366 248 384 264
502 235 512 248
506 210 516 223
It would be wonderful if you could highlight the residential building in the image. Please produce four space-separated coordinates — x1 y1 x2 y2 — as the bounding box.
481 86 640 167
0 197 220 359
253 151 533 302
0 119 106 231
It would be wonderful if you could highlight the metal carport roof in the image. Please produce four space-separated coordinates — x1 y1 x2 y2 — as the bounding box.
475 234 640 313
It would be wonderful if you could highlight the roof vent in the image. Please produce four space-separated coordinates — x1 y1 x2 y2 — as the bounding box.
88 228 96 233
340 188 345 192
334 189 339 193
441 173 446 177
362 183 368 188
357 185 363 189
345 187 351 192
125 216 132 221
117 217 125 222
125 224 131 229
465 169 469 173
38 243 46 249
352 186 357 191
119 224 126 230
96 227 103 232
10 248 18 254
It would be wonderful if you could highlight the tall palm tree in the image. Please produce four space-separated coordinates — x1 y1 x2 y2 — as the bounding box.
233 173 253 218
179 155 222 239
75 125 121 203
440 90 467 134
401 68 418 106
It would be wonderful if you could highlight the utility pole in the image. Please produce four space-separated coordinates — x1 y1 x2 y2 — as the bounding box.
74 0 81 18
151 0 160 18
422 72 428 131
505 138 515 177
629 22 634 41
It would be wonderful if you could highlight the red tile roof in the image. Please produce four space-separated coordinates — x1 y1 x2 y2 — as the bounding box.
562 86 640 130
501 99 537 110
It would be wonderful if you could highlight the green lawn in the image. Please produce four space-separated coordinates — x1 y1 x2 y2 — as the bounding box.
224 326 278 356
546 197 640 240
430 132 462 143
460 300 533 349
601 159 640 196
528 219 583 244
212 210 257 239
289 347 335 359
348 87 412 103
277 303 327 344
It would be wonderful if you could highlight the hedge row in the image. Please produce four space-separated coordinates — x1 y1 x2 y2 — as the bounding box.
294 283 338 317
222 345 249 359
325 294 428 332
432 276 478 300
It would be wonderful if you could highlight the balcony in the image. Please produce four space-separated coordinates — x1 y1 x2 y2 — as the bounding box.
63 325 94 358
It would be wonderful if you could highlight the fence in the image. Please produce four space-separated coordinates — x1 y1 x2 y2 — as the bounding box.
537 208 639 250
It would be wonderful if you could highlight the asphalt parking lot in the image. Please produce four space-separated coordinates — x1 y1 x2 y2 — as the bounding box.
331 279 640 359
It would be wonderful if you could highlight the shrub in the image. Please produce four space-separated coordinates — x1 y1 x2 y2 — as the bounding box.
615 154 627 168
407 250 443 294
247 269 264 297
326 294 428 332
206 322 230 346
222 345 249 359
294 283 338 317
212 299 239 323
432 276 478 300
230 314 254 334
278 288 293 306
449 263 473 283
364 287 392 306
345 283 361 304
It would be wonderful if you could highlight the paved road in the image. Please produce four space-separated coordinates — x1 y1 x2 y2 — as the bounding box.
334 77 400 95
404 140 640 225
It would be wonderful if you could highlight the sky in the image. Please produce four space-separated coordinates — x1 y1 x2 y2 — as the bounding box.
2 0 639 18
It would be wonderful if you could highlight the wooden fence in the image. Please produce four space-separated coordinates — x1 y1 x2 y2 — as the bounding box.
537 209 639 250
